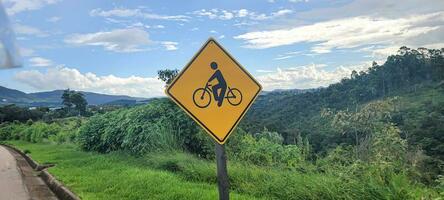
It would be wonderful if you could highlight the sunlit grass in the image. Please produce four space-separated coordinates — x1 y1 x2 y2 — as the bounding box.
8 141 258 200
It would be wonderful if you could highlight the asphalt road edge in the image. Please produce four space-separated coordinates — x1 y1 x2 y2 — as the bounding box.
1 144 81 200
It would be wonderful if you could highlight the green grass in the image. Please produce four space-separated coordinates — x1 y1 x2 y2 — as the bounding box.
7 141 259 200
6 141 438 200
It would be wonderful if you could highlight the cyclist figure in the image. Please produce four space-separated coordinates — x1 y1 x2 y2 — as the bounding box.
208 62 227 107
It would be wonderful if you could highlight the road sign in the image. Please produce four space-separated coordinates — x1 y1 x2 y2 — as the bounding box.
166 38 262 144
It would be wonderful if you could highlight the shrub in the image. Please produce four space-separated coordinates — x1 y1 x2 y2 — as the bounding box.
78 99 208 155
232 132 304 169
0 118 83 143
0 122 27 141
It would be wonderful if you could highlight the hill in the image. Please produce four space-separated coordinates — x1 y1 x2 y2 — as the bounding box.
260 88 318 96
0 87 148 107
245 47 443 136
242 47 444 178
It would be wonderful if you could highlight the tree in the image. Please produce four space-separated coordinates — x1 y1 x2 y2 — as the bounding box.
62 89 73 108
157 69 179 86
60 89 88 116
71 92 88 116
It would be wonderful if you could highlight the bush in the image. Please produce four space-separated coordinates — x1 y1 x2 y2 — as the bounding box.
0 122 27 141
232 131 304 169
0 118 83 143
78 99 207 155
21 122 60 142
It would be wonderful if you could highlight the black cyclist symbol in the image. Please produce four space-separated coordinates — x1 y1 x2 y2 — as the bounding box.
193 62 243 108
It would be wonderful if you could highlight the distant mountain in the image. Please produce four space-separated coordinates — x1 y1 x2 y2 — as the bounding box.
0 86 148 107
0 86 34 104
260 88 319 96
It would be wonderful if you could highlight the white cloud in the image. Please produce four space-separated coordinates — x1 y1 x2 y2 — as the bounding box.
14 66 165 98
29 57 53 67
161 41 178 51
237 9 249 17
274 55 293 60
193 8 293 21
256 69 274 73
298 0 444 20
273 51 303 60
235 12 444 54
47 16 60 22
13 24 48 37
3 0 60 15
64 28 151 53
219 35 225 39
257 63 369 90
90 8 189 22
272 9 293 17
220 10 234 20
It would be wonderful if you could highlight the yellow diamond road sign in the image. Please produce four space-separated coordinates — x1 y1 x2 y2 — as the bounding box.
166 38 262 144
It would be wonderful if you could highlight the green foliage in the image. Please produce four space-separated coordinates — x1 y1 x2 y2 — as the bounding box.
0 117 83 143
0 104 47 123
245 47 444 155
0 122 26 140
61 89 88 116
232 130 304 169
157 69 179 86
22 122 60 142
78 99 208 155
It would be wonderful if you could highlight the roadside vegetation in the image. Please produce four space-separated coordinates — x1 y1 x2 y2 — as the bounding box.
1 47 443 199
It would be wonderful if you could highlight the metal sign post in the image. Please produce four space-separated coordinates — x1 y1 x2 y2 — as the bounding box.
215 143 229 200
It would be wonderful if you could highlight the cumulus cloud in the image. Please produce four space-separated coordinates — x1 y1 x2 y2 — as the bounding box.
192 8 293 21
29 57 53 67
90 8 189 21
64 28 151 53
257 63 369 90
14 66 165 98
3 0 60 15
235 12 444 55
161 41 178 51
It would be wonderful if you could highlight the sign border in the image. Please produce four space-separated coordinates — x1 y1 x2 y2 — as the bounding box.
165 38 262 144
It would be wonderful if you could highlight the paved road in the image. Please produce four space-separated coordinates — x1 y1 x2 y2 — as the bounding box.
0 146 30 200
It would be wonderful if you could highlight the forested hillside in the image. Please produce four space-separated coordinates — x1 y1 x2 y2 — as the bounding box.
244 46 444 182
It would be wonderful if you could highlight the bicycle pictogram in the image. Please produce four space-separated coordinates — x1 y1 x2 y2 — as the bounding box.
193 62 243 108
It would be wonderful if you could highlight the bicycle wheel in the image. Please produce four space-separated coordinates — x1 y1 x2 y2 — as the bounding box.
193 88 211 108
227 88 242 106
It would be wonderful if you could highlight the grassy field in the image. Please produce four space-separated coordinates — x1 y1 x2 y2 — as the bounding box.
6 140 438 200
6 141 260 200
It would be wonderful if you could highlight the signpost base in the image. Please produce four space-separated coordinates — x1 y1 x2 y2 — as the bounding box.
215 143 229 200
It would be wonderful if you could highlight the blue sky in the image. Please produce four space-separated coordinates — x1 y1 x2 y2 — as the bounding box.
0 0 443 97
